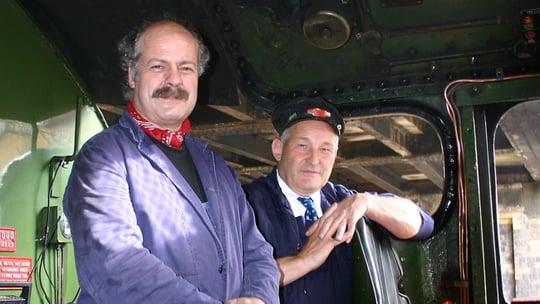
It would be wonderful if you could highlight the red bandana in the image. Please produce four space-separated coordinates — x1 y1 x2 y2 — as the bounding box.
127 100 191 150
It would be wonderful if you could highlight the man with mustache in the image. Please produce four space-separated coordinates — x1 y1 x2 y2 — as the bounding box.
63 17 279 304
243 97 434 304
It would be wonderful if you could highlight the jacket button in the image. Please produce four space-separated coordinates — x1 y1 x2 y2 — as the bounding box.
296 243 301 251
218 265 224 273
303 289 307 295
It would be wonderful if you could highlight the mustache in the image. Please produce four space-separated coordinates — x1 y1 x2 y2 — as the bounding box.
152 86 189 99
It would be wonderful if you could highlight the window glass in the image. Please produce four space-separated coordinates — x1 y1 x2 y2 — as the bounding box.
333 113 443 214
496 100 540 301
0 120 32 188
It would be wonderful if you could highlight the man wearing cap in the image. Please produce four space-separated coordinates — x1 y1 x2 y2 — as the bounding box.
243 97 434 304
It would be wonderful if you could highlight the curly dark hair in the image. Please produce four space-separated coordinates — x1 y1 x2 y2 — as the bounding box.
117 15 210 100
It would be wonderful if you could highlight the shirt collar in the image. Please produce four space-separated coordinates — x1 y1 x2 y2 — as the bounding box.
276 169 322 217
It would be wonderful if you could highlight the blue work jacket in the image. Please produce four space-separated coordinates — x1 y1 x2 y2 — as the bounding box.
243 169 354 304
243 168 434 304
63 112 280 304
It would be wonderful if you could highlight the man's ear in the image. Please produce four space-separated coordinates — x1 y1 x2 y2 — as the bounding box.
271 138 283 161
128 67 136 88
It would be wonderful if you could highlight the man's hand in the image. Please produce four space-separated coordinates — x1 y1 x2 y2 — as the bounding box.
309 192 423 241
276 206 346 286
307 195 369 244
298 219 345 270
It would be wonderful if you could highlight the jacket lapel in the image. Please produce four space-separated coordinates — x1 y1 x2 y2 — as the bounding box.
122 113 218 237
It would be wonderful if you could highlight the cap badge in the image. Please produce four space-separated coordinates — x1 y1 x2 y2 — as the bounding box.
306 108 331 118
287 113 299 123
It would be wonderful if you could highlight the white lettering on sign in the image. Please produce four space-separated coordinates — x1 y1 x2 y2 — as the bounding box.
0 228 16 252
0 230 14 240
0 257 32 282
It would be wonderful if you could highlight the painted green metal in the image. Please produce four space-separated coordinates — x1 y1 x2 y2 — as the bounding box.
455 77 540 107
460 105 493 303
454 83 540 303
0 1 106 303
224 0 519 101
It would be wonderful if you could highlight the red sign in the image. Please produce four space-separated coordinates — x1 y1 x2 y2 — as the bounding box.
0 227 16 252
0 256 32 282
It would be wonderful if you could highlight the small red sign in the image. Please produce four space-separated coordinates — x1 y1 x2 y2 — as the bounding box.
0 227 16 252
0 256 32 282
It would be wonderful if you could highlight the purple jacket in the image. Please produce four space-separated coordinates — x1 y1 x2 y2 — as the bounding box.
63 112 279 304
